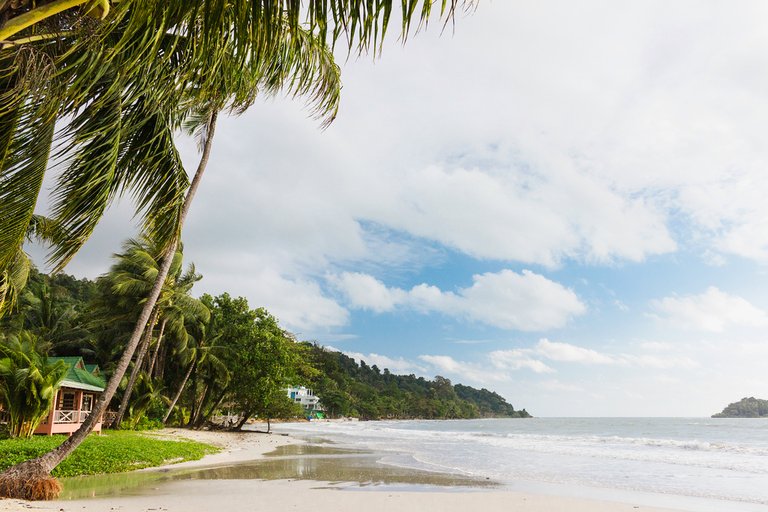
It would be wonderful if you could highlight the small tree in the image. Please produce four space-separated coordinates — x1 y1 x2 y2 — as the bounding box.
0 332 67 438
255 388 304 433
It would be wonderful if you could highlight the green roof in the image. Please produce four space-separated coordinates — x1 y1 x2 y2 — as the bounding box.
49 356 106 392
84 364 100 376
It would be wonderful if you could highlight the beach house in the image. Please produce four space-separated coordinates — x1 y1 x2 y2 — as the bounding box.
286 386 324 418
34 356 107 436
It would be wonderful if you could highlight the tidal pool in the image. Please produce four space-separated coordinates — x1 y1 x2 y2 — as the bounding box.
59 443 496 499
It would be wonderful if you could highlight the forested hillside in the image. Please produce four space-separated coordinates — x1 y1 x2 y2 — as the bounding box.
306 344 531 420
713 397 768 418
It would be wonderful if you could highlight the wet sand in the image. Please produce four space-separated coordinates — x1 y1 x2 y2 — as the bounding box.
0 426 686 512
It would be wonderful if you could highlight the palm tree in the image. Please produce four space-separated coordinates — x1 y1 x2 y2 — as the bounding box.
162 319 225 425
102 238 207 428
0 22 341 500
0 1 465 291
0 0 466 501
0 331 67 438
146 263 206 379
124 371 168 429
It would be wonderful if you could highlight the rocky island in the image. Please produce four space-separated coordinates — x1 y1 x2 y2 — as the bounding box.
712 397 768 418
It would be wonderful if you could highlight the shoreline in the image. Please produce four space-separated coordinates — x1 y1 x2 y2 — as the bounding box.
0 425 695 512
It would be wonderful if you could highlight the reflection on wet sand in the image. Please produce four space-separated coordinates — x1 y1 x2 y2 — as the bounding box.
60 443 496 500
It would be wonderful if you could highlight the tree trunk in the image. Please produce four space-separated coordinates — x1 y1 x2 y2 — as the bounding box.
267 416 271 433
234 409 253 430
162 358 195 424
155 337 167 380
191 382 210 428
0 112 219 500
187 362 199 427
201 386 228 426
114 307 159 428
147 316 167 378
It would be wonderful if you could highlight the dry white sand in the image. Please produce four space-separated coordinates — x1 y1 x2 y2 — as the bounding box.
0 427 685 512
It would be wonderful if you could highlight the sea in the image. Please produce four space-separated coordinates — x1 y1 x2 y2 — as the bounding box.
273 417 768 511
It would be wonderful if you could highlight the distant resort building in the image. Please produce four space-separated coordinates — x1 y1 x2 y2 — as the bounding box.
286 386 324 419
34 356 106 436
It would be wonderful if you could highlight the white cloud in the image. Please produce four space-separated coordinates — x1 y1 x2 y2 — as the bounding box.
418 354 512 382
637 341 673 352
200 269 350 334
461 270 587 330
650 287 768 332
326 272 406 313
358 164 675 267
489 349 555 374
621 354 698 370
331 269 586 331
540 380 584 393
535 338 616 364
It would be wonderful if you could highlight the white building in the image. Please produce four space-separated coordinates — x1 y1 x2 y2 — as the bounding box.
286 386 322 413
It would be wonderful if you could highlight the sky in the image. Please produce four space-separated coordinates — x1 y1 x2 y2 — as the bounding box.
28 0 768 417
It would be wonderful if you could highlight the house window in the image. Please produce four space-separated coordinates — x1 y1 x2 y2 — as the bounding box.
60 392 76 410
82 394 93 411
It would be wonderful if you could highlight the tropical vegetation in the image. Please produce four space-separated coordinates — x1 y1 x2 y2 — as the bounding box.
0 331 67 437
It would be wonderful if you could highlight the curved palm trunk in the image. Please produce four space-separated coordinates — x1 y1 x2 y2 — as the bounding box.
0 112 218 500
162 358 195 424
114 307 159 428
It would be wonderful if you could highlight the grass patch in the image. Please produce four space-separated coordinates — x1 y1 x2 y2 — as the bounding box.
0 431 219 477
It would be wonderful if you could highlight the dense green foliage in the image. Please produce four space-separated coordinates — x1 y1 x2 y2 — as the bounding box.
0 268 98 357
0 260 315 432
307 344 531 420
0 332 68 437
0 430 218 477
713 397 768 418
186 294 315 429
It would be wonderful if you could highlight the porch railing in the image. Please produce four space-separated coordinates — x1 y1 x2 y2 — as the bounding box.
53 409 92 423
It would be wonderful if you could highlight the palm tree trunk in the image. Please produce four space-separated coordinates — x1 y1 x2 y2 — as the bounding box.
162 358 195 424
187 362 199 427
0 112 219 500
156 339 167 380
114 307 159 428
147 317 167 378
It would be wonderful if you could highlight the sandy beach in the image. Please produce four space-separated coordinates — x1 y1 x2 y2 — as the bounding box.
0 426 694 512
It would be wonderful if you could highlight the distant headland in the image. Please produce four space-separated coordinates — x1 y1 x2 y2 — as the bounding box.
712 397 768 418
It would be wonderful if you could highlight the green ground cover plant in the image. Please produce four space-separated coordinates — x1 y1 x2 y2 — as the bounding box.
0 431 218 477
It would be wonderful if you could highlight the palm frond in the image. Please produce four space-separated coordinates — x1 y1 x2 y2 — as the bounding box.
0 247 30 317
47 71 122 268
0 48 57 272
